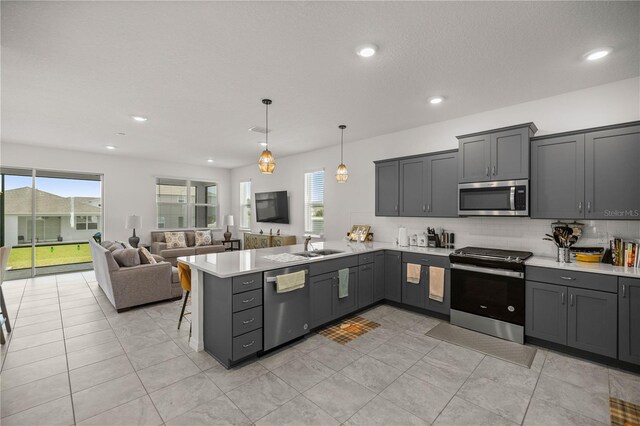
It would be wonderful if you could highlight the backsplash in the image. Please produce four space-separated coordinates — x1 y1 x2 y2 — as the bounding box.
362 217 640 258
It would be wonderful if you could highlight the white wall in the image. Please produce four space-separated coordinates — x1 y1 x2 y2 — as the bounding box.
0 144 232 245
230 77 640 257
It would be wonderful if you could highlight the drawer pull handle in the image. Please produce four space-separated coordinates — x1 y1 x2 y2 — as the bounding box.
361 266 372 271
242 340 255 348
242 297 255 303
242 318 255 324
242 280 255 285
560 276 575 281
420 259 431 264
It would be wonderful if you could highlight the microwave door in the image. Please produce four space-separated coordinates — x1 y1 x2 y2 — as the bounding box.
459 187 512 213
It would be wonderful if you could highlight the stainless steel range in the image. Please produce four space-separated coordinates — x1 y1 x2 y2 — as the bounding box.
449 247 533 344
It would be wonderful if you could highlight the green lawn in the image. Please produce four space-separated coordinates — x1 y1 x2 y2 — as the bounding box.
8 244 92 269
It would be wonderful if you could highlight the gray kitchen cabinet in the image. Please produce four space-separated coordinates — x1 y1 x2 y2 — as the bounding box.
585 124 640 219
458 123 537 183
402 263 427 309
335 267 358 317
310 272 336 328
373 251 385 302
530 134 585 219
567 287 617 358
399 157 427 216
427 267 451 315
425 151 458 217
375 160 399 216
385 251 402 302
401 254 451 314
619 278 640 365
358 263 374 309
525 281 567 345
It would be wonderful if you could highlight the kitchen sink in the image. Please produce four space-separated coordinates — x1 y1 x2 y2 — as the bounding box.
293 249 344 258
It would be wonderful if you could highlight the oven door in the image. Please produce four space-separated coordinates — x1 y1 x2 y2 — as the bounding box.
450 263 525 326
458 180 528 216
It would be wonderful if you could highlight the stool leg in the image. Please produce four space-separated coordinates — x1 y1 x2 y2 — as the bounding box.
178 290 190 330
0 326 5 345
0 286 10 333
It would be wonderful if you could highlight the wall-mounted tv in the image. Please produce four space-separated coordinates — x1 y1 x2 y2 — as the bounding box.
255 191 290 224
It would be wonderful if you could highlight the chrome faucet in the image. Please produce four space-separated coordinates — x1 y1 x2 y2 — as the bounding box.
304 236 313 251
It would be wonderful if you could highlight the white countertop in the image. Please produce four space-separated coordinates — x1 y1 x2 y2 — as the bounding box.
178 240 452 278
526 256 640 278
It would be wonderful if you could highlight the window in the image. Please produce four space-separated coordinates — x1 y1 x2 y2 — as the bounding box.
75 215 98 230
239 181 251 229
304 170 324 236
156 178 218 229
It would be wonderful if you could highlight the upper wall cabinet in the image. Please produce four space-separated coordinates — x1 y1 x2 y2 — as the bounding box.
376 150 458 218
375 160 399 216
531 121 640 220
457 123 537 183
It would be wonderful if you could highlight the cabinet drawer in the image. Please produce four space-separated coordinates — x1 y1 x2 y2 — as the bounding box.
232 306 263 337
232 273 262 294
358 253 375 265
402 252 449 269
232 288 262 312
526 266 617 293
309 256 358 276
232 328 262 361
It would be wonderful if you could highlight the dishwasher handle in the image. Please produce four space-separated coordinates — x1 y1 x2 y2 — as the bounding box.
265 269 309 283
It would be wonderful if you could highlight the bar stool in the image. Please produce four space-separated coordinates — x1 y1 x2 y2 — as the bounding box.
177 262 191 338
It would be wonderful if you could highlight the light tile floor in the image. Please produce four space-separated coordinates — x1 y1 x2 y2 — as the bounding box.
1 271 639 425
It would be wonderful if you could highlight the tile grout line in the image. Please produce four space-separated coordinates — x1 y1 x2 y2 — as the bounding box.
518 350 547 425
0 280 26 369
56 273 80 426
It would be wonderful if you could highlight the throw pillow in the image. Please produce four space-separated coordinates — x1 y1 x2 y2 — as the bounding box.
195 230 212 246
112 248 141 267
138 247 157 264
106 242 125 252
164 232 187 249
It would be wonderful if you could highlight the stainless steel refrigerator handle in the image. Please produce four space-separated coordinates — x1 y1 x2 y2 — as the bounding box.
265 270 308 283
509 187 515 210
450 263 524 279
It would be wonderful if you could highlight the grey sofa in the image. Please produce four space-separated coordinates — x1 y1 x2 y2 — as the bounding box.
90 239 182 311
150 230 225 266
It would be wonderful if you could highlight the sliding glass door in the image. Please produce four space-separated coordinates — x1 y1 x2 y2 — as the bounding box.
0 167 103 279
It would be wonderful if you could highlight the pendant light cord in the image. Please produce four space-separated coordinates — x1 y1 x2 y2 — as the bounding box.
265 102 269 150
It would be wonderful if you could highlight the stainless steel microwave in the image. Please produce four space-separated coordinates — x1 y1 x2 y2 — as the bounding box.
458 179 528 216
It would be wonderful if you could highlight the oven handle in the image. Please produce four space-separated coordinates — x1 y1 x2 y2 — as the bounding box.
450 263 524 279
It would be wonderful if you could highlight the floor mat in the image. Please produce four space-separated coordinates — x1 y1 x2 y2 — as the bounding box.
318 315 380 344
610 397 640 426
426 322 536 368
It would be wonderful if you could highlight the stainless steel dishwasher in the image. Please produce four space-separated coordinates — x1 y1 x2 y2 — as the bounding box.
263 265 310 351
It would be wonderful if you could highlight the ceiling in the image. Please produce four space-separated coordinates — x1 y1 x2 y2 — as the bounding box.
2 1 639 168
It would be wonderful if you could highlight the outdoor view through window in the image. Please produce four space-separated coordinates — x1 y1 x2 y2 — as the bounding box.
0 169 103 279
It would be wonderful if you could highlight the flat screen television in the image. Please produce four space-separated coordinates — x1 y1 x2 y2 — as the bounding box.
255 191 290 224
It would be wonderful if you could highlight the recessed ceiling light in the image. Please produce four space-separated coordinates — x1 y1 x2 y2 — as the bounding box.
356 44 377 58
105 145 116 150
131 115 148 122
428 96 444 104
115 132 126 136
207 159 214 163
585 48 612 61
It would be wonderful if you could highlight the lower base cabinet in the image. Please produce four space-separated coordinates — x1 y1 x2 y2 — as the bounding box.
373 252 386 302
619 277 640 365
385 251 402 302
310 267 358 328
358 263 374 308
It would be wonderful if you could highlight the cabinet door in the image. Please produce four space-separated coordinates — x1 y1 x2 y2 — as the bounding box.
426 152 458 217
490 127 529 181
458 134 491 183
335 267 358 317
567 287 617 358
402 263 426 308
375 161 399 216
530 135 585 219
426 267 451 315
585 125 640 219
384 251 402 303
310 272 336 328
358 263 374 309
619 278 640 365
373 252 385 302
399 157 427 216
525 281 567 345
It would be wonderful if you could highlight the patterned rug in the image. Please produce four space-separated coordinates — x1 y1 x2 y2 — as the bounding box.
610 397 640 426
318 316 380 344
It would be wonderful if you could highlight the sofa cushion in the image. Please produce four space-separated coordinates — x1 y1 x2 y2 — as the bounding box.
185 231 196 247
112 248 141 267
107 242 125 252
138 247 157 264
171 266 180 284
151 254 165 263
160 247 194 258
195 245 225 255
195 230 212 246
165 232 187 249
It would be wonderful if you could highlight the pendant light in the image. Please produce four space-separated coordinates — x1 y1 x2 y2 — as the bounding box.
257 99 276 174
336 124 348 183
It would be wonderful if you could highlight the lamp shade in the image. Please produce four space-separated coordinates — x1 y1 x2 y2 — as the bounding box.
258 149 276 174
224 214 234 226
125 215 141 229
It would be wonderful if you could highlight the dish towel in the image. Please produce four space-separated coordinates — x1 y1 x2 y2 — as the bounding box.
429 266 445 302
338 268 349 299
276 270 306 293
407 263 421 284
